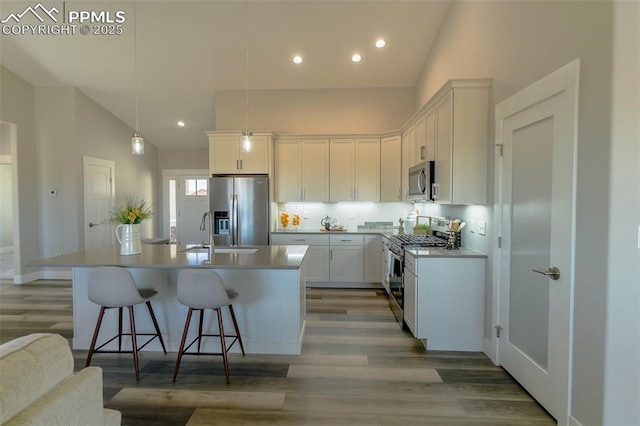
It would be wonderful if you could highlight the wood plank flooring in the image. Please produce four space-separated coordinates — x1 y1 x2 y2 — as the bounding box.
0 279 556 425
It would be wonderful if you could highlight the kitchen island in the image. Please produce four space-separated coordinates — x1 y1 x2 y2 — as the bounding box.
29 244 308 355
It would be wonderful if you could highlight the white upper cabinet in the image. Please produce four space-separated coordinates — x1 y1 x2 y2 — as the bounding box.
275 138 329 202
208 132 271 175
330 138 380 202
431 81 489 205
401 126 414 202
380 135 402 202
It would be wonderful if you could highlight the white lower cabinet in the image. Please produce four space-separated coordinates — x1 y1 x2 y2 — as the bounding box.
329 235 364 282
271 233 385 285
270 234 329 282
404 252 485 351
364 235 382 282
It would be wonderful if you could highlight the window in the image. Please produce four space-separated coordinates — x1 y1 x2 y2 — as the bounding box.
185 179 208 196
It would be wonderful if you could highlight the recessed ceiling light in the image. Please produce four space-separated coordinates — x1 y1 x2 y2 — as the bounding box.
177 121 185 127
351 53 362 63
293 55 303 64
375 39 386 48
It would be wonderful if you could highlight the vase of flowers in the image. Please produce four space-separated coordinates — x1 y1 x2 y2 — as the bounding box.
111 195 152 255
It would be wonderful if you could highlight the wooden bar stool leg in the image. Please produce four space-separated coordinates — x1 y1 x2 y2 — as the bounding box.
128 306 140 381
145 301 167 354
86 306 106 367
228 304 245 356
216 308 230 384
173 308 193 382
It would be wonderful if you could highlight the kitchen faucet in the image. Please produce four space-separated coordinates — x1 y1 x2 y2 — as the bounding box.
200 211 215 256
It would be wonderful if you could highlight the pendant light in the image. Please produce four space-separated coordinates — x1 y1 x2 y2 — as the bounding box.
131 0 144 155
241 0 252 153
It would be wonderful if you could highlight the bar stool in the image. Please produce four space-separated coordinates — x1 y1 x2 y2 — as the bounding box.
173 269 245 384
85 266 167 381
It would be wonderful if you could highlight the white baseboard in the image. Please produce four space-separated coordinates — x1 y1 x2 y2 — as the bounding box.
0 246 13 254
483 337 499 365
568 415 583 426
12 269 72 283
307 282 383 289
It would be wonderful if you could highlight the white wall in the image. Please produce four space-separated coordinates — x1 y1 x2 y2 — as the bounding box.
412 1 624 424
158 148 208 171
0 66 40 281
215 87 415 134
603 2 640 424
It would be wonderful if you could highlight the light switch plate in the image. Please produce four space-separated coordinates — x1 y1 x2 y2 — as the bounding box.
349 211 355 219
470 220 476 233
303 211 309 219
478 221 486 236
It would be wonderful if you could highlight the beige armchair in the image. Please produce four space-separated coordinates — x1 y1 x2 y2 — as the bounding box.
0 333 121 426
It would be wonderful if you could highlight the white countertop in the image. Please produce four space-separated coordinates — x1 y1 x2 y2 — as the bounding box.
29 244 308 270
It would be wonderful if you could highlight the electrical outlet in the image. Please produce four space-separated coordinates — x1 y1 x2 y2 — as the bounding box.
478 221 487 236
470 220 476 233
349 211 355 219
303 211 309 219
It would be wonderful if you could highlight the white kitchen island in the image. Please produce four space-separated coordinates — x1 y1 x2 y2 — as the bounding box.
30 244 308 355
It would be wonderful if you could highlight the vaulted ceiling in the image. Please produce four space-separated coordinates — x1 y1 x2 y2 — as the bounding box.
0 1 450 148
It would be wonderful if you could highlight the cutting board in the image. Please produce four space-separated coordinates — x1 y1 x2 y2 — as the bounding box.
320 228 347 232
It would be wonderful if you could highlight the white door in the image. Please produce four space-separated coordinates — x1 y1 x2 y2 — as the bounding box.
178 176 209 244
163 170 209 245
496 60 579 424
83 157 115 250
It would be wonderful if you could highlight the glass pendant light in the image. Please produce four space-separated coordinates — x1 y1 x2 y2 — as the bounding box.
241 0 252 153
131 0 144 156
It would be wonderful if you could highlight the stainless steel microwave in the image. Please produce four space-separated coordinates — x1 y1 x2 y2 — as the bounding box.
408 161 435 201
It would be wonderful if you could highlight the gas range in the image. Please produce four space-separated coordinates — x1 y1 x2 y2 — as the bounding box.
386 234 447 257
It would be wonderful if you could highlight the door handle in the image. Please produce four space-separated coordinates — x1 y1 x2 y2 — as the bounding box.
532 266 560 280
88 222 100 228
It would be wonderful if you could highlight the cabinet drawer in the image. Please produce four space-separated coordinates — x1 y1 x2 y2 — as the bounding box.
404 253 416 275
271 233 329 246
329 234 364 246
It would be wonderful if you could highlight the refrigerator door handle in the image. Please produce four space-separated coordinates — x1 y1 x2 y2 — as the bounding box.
231 193 238 246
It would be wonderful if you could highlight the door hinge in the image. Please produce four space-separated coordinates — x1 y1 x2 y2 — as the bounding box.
494 143 504 156
498 236 502 248
495 325 503 338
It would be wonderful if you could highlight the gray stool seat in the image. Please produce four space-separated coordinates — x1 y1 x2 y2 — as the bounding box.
85 266 167 381
173 269 245 384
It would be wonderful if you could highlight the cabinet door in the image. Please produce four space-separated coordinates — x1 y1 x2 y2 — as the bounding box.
415 115 426 164
329 139 355 202
380 136 401 201
404 267 418 336
301 139 330 202
401 128 413 202
275 140 301 202
434 91 453 204
307 246 330 282
424 107 436 162
364 235 382 282
330 247 364 282
239 134 270 173
209 136 240 174
355 138 380 202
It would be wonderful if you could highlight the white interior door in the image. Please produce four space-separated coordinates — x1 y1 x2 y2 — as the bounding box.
163 170 209 245
496 60 579 424
83 157 115 250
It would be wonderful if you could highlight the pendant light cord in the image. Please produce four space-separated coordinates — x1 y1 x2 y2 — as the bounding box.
244 0 249 132
134 0 139 134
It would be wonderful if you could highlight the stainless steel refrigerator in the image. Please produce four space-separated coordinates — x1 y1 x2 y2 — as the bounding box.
209 175 270 246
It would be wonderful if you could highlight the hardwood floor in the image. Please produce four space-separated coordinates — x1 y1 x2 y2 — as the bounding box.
0 279 555 425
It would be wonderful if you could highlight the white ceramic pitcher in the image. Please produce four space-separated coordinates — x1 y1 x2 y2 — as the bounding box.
115 224 142 255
